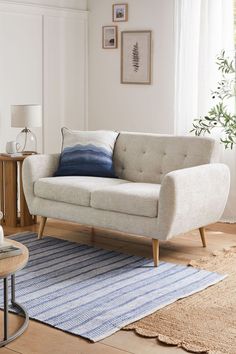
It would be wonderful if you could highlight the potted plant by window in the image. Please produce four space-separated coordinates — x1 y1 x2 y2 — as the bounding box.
191 51 236 149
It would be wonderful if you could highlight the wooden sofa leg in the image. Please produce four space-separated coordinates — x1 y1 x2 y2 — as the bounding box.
199 227 207 247
38 217 47 239
152 239 159 267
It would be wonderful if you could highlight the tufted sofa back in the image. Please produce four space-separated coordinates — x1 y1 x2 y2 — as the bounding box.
113 132 219 184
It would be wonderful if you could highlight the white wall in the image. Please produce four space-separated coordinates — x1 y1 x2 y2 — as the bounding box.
0 10 43 151
43 12 88 152
0 0 176 154
88 0 175 134
0 1 88 153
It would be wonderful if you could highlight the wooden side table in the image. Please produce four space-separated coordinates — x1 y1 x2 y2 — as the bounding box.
0 154 36 227
0 239 29 347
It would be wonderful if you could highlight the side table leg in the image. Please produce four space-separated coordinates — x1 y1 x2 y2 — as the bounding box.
0 275 29 348
3 277 9 341
5 161 17 227
11 275 15 302
0 161 4 224
19 161 34 226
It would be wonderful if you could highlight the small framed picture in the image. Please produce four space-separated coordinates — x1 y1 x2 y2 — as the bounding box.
112 4 128 22
121 30 152 84
102 26 118 49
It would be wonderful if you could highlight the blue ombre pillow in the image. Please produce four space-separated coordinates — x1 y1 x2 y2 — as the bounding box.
54 128 119 177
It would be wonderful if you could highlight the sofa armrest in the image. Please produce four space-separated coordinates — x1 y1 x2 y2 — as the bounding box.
156 163 230 240
22 154 60 212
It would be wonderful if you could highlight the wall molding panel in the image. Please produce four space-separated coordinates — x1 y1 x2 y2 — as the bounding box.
0 1 88 153
0 1 88 15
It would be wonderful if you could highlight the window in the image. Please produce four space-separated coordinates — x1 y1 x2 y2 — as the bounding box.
234 0 236 45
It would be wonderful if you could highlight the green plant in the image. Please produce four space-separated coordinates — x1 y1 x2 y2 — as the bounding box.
191 51 236 149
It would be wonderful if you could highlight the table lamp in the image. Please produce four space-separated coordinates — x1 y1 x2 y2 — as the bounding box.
11 104 42 153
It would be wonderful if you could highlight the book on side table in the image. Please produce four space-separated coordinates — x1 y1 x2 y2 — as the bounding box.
0 243 22 259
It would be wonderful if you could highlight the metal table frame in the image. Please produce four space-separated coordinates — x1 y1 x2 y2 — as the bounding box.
0 274 29 347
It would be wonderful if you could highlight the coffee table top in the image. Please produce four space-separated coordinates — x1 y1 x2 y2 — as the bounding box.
0 239 29 278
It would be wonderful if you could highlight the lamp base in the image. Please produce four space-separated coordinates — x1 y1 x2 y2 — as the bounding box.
16 128 37 153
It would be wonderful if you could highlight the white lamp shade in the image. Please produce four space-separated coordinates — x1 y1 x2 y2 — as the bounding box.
11 105 42 128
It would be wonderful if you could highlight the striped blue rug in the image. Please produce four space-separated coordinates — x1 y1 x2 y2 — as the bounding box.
0 233 226 342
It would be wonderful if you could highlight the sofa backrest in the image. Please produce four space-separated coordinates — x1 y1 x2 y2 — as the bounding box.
113 132 219 184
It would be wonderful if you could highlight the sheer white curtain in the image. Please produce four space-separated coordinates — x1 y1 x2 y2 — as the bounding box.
174 0 236 222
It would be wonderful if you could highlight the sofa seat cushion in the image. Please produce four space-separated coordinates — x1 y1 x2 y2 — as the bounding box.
34 176 128 207
91 183 161 218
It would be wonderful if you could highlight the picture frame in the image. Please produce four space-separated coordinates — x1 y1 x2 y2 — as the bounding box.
102 26 118 49
121 30 152 85
112 4 128 22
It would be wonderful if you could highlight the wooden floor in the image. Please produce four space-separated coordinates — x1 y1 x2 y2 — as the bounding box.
1 219 236 354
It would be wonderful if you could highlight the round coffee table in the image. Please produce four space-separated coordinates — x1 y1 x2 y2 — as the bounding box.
0 239 29 347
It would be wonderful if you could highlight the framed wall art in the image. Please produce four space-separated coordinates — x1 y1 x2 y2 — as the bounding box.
102 26 118 49
112 4 128 22
121 30 152 84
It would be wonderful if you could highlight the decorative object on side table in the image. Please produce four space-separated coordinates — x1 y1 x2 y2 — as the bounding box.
102 26 118 49
191 50 236 149
0 238 29 347
11 104 42 153
0 154 37 227
0 213 22 259
5 141 21 154
112 3 128 22
121 31 152 84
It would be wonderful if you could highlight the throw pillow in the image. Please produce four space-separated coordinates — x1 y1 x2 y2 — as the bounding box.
54 127 119 177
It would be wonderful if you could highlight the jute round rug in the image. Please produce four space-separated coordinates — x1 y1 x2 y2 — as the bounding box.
124 247 236 354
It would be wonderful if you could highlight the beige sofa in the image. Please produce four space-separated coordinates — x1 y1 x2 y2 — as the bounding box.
22 132 230 266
